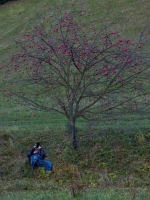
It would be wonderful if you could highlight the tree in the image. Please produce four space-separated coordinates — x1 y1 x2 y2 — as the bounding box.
2 5 150 149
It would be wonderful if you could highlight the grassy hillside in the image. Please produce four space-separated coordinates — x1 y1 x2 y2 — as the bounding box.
0 0 150 199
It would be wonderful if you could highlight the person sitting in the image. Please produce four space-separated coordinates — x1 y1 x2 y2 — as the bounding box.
27 142 53 173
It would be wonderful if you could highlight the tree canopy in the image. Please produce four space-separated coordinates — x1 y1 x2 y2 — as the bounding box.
2 4 150 149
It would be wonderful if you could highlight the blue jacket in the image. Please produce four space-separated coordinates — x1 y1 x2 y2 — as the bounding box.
27 147 46 161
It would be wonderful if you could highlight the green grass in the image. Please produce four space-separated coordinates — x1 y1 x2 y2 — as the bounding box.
0 122 149 188
0 188 150 200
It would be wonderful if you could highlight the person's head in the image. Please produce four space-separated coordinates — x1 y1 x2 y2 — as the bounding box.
34 142 40 148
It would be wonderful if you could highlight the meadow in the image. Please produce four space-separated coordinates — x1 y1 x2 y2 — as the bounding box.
0 0 150 199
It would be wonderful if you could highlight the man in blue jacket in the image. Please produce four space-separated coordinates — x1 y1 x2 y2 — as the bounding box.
27 142 53 173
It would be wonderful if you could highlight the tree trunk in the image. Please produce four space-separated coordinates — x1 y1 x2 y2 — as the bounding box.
69 116 77 150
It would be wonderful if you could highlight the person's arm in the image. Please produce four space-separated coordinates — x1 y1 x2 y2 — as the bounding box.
27 147 35 160
40 148 46 159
